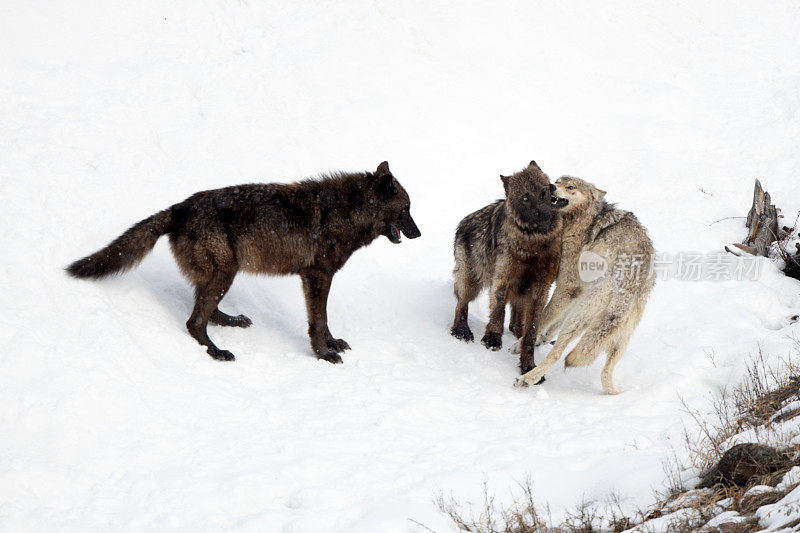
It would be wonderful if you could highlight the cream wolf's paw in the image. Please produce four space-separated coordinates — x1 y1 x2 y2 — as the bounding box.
509 340 521 354
514 370 546 388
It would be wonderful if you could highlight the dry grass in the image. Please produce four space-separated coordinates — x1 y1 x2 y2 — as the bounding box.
434 479 637 533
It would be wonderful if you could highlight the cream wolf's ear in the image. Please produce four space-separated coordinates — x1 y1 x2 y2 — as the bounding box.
593 187 607 202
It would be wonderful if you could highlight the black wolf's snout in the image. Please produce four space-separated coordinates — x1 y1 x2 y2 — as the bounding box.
399 211 421 239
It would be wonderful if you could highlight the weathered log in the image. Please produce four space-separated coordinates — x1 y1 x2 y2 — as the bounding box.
698 443 787 488
743 179 778 257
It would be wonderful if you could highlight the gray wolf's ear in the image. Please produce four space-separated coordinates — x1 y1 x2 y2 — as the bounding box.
500 174 510 193
376 161 391 176
594 188 607 201
529 160 540 170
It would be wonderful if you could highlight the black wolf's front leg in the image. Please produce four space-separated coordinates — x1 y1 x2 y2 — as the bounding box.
300 269 344 363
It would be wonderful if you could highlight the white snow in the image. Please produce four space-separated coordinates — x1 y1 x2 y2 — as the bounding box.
757 484 800 531
2 1 800 531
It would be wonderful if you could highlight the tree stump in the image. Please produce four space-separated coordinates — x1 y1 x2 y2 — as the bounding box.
743 179 779 257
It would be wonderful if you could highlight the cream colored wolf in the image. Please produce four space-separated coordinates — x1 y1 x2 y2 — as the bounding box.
513 176 654 394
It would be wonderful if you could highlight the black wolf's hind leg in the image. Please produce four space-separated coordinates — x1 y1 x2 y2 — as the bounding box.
210 309 252 328
187 271 237 361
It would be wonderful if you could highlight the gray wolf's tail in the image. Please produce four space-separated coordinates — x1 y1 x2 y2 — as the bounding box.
66 208 174 279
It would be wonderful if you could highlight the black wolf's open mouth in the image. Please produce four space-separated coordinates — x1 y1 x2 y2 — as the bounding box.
390 224 402 243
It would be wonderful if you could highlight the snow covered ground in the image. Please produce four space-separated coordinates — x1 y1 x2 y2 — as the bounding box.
2 1 800 531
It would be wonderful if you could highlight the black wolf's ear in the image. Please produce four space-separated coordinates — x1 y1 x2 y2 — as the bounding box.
375 161 391 177
529 160 540 170
500 174 510 194
375 167 397 196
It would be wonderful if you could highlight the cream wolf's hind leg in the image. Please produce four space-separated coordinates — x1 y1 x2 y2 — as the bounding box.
600 335 631 395
563 311 624 368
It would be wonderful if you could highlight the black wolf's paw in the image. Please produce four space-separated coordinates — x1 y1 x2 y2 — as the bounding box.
211 312 252 328
327 338 351 353
509 322 523 338
451 323 474 342
208 348 235 361
481 332 503 351
318 351 344 364
226 314 252 327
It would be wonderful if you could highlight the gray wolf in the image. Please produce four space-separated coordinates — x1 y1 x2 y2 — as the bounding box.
67 162 421 363
513 175 654 393
450 161 567 375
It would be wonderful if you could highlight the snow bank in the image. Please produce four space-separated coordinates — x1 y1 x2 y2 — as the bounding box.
2 1 800 530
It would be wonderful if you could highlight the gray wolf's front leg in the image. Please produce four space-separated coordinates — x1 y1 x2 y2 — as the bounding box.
481 276 507 351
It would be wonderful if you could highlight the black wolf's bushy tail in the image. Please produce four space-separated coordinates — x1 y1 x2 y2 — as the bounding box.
66 208 175 279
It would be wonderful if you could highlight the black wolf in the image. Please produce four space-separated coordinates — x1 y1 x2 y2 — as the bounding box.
450 161 566 376
67 162 421 363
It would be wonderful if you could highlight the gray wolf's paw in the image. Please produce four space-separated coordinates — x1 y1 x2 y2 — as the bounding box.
481 332 502 351
208 348 235 361
327 338 351 353
318 351 343 364
451 323 474 342
509 340 521 354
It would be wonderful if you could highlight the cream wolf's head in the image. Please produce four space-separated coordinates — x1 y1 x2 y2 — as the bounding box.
553 176 606 214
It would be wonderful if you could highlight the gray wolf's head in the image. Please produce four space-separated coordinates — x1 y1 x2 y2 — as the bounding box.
501 160 567 233
371 161 422 244
553 176 606 214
